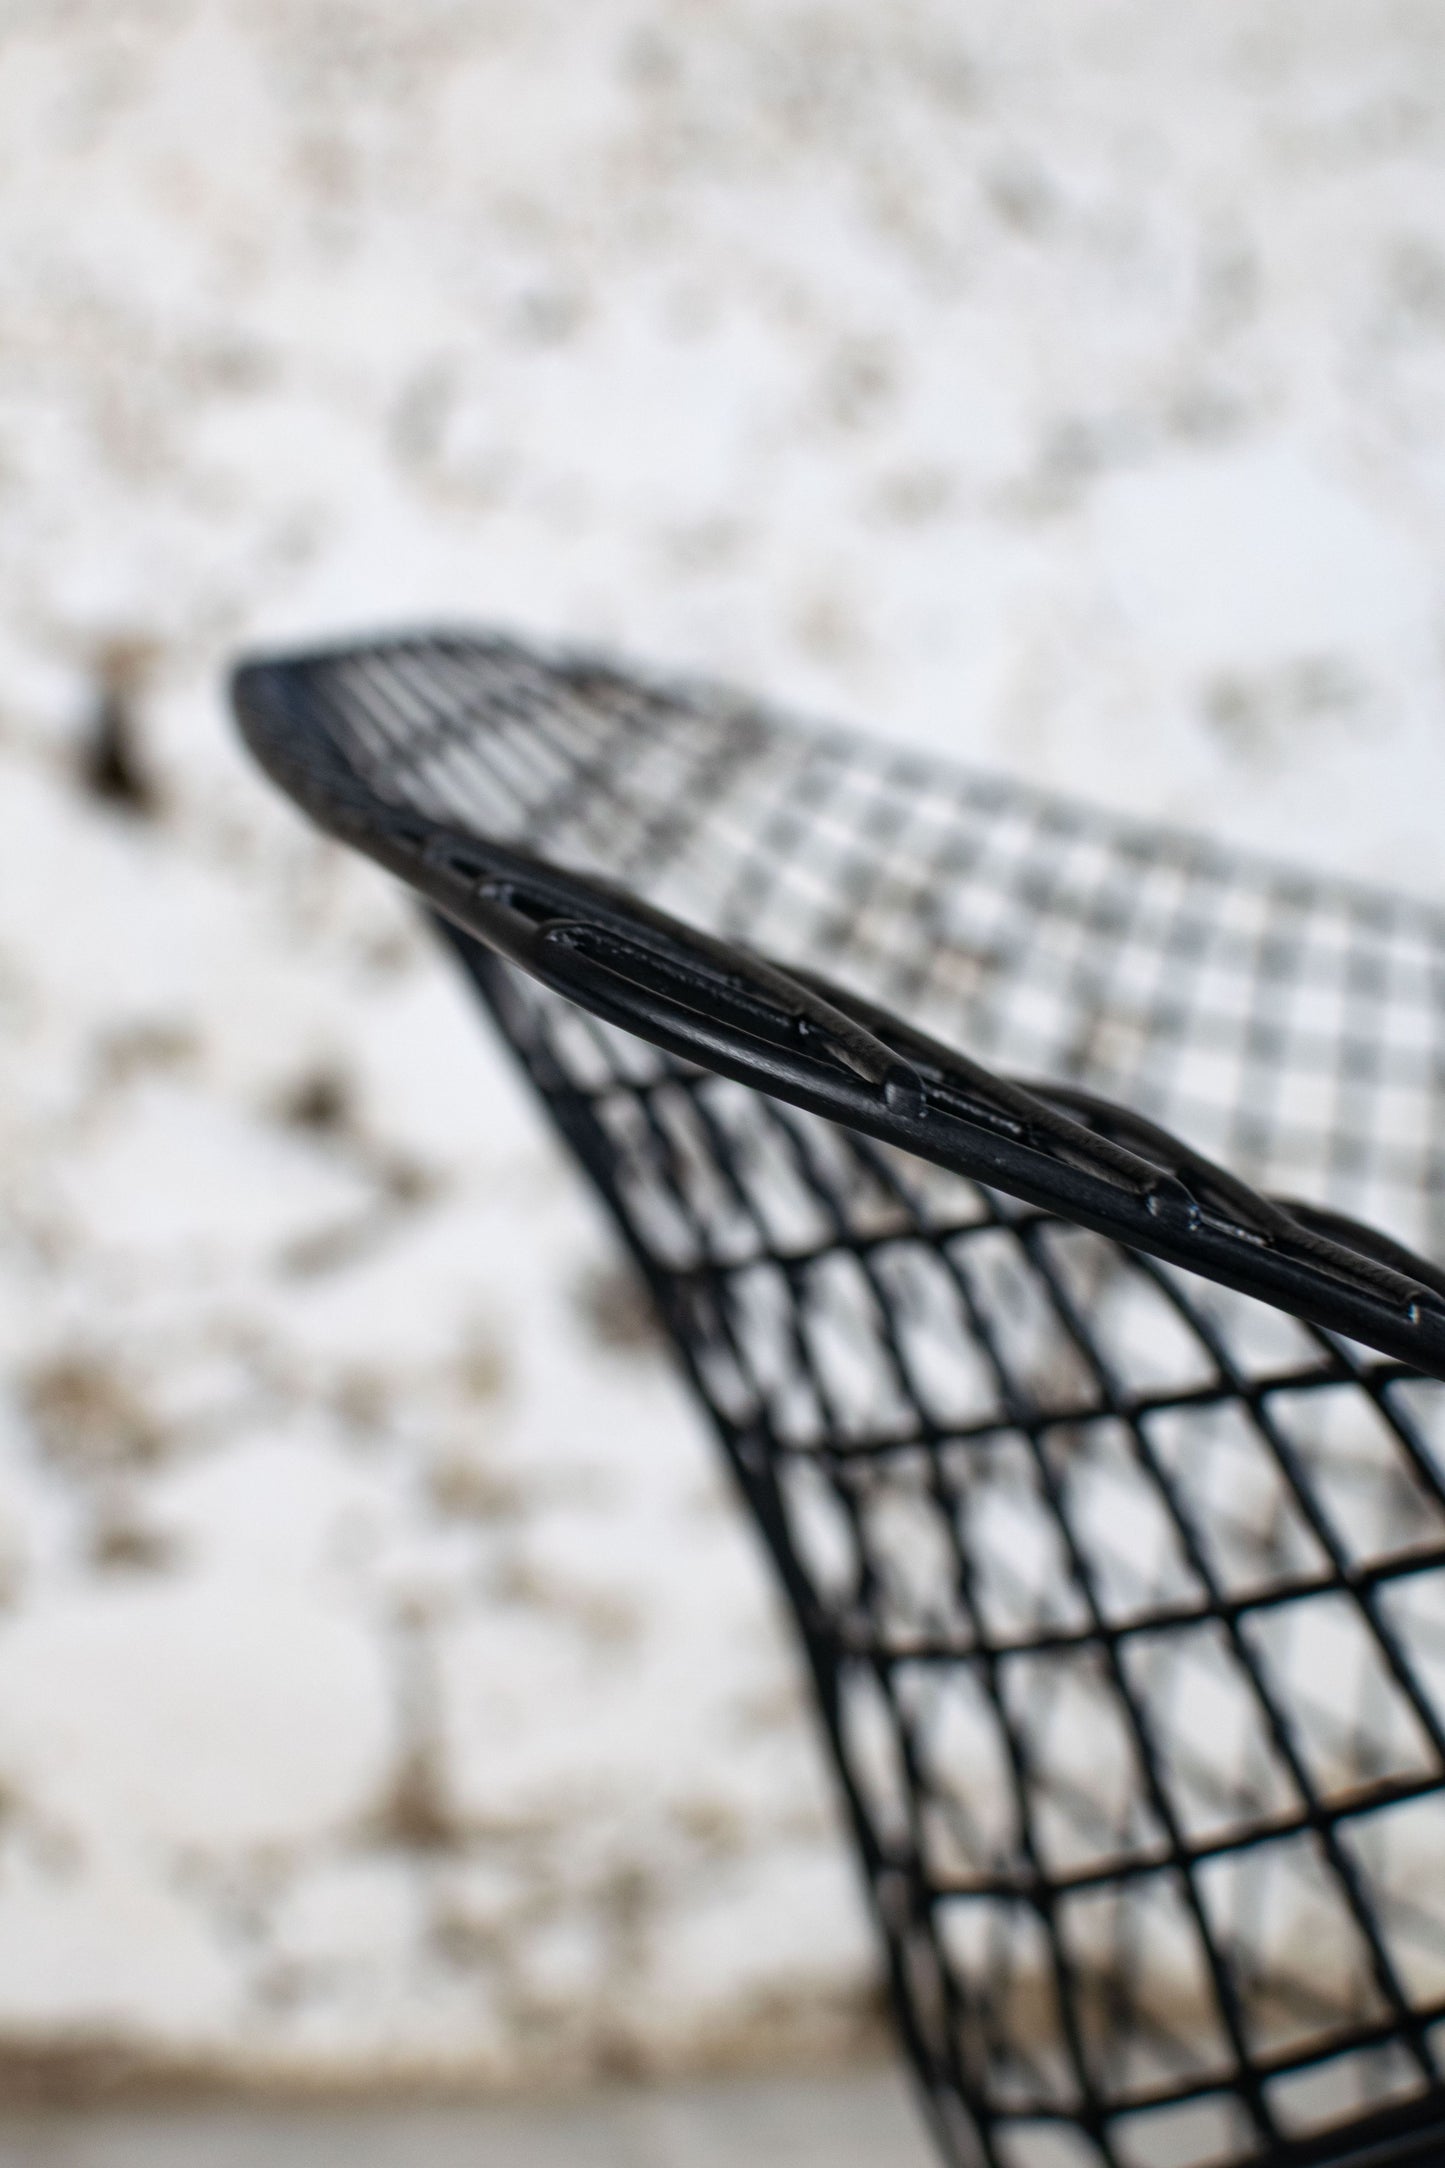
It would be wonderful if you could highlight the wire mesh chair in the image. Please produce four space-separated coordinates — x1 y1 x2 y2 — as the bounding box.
233 630 1445 2168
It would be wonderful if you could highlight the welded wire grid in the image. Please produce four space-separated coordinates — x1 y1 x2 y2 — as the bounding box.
236 635 1445 2168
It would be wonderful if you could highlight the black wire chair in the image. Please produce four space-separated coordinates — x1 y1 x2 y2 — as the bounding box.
234 631 1445 2168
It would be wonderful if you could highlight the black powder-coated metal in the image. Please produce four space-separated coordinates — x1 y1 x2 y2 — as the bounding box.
234 629 1445 2168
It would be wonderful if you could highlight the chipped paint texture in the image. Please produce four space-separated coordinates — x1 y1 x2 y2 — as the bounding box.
2 0 1445 2093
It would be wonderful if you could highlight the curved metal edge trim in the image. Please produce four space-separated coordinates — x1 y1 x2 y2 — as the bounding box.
230 657 1445 1386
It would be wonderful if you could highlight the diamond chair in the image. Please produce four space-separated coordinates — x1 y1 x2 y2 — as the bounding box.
233 631 1445 2168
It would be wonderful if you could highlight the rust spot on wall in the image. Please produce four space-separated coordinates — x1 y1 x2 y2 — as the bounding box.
78 637 163 819
22 1352 166 1474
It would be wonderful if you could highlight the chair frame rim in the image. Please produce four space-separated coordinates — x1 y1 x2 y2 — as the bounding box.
233 635 1445 1383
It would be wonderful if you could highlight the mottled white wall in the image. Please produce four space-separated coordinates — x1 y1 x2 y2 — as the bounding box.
2 0 1445 2096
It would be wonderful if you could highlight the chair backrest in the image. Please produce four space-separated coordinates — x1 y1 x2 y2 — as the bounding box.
236 631 1445 2168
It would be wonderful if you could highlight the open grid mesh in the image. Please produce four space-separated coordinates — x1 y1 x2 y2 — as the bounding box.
235 632 1445 2168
